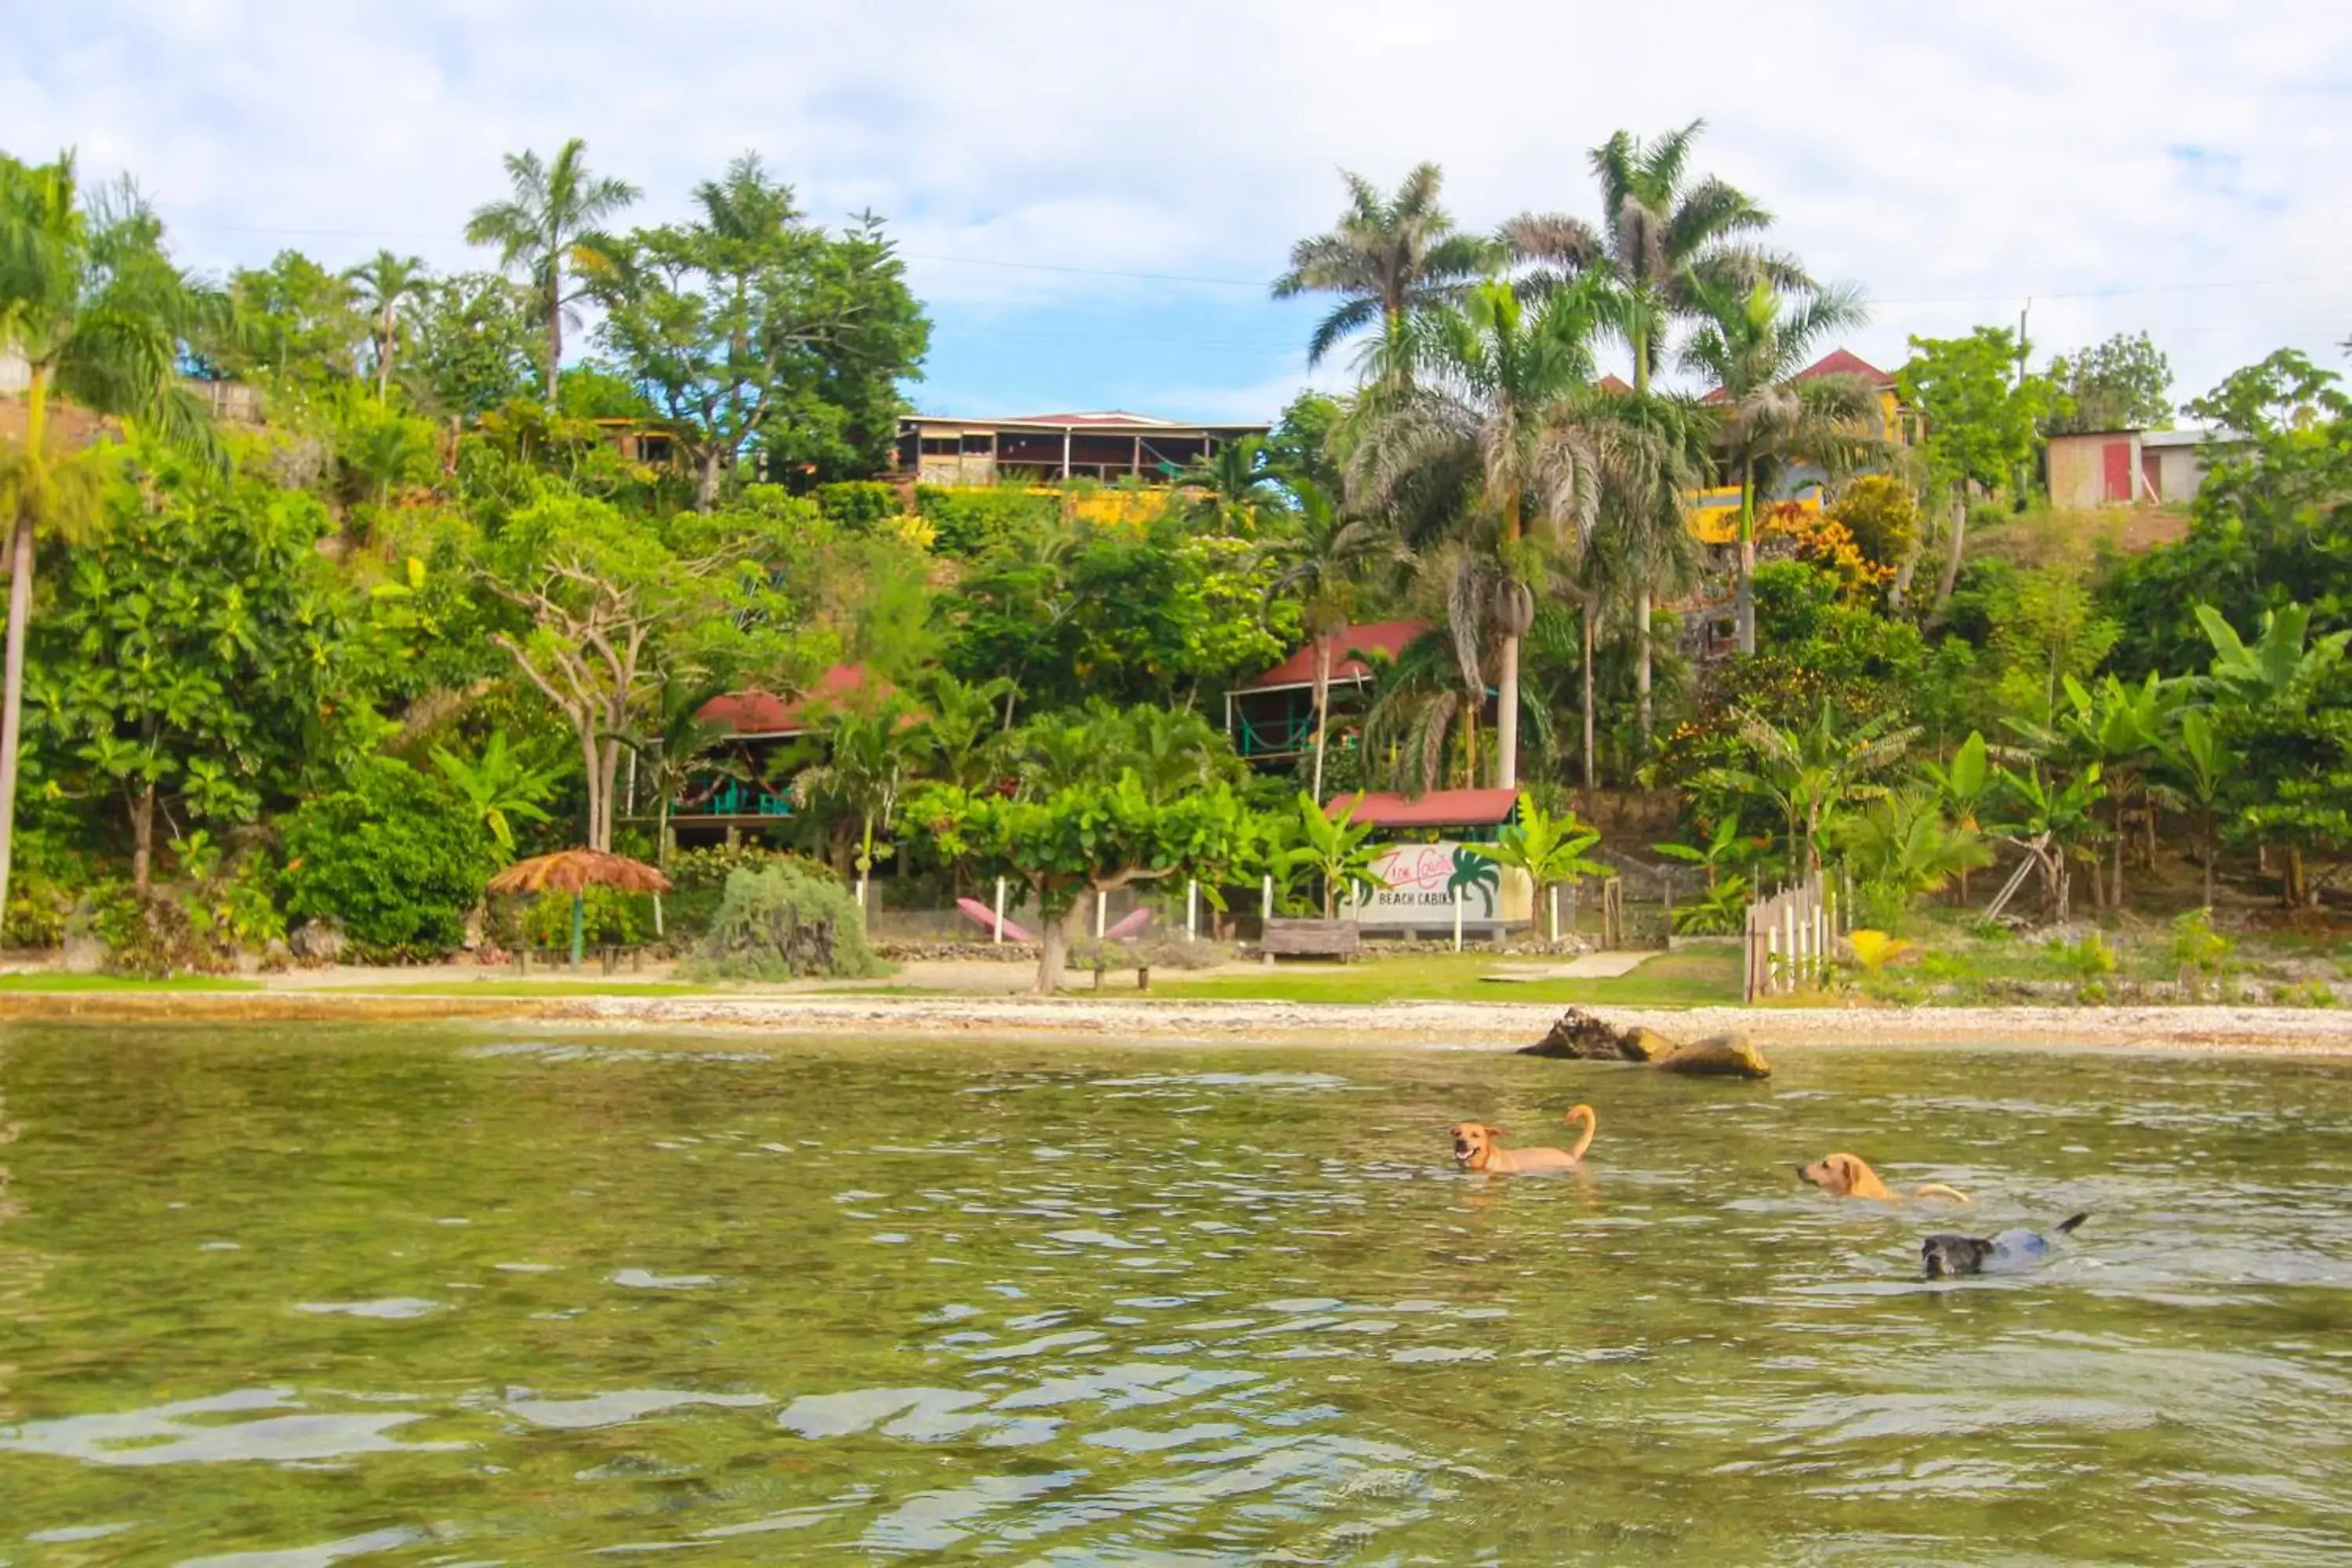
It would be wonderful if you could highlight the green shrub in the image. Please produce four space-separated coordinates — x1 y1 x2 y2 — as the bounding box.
282 757 502 960
2169 909 2233 999
814 481 902 530
88 883 235 978
913 485 1059 558
521 886 651 948
684 863 882 982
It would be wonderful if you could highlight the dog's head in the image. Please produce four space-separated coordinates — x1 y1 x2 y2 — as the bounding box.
1796 1152 1872 1197
1450 1123 1504 1170
1921 1233 1994 1279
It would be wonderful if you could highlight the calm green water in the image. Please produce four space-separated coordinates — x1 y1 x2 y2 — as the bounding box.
0 1028 2348 1565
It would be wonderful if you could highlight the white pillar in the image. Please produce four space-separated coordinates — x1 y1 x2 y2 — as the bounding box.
1261 873 1274 920
992 877 1007 946
1185 879 1198 942
1095 889 1107 942
1548 884 1560 944
1453 884 1464 953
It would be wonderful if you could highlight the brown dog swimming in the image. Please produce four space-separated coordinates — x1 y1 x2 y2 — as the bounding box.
1451 1106 1597 1174
1797 1152 1971 1203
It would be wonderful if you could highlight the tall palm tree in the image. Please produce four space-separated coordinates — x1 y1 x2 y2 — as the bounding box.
464 138 639 408
343 250 430 400
1507 121 1791 743
1351 277 1660 789
1181 434 1280 535
1258 481 1404 801
1272 164 1495 383
0 153 217 924
1679 278 1876 656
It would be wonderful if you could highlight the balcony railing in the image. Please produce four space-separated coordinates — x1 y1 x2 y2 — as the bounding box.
676 780 795 818
1234 710 1316 758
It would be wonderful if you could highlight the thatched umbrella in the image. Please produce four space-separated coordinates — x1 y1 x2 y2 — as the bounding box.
487 849 673 970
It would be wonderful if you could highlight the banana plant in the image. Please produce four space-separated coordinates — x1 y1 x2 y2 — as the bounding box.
1297 791 1390 918
1466 793 1610 929
430 729 567 852
1652 815 1758 891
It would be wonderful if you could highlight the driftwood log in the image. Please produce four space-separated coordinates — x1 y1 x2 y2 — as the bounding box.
1520 1007 1771 1080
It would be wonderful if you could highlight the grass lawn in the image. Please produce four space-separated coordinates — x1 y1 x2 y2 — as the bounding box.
1144 946 1741 1007
0 973 262 992
323 981 727 999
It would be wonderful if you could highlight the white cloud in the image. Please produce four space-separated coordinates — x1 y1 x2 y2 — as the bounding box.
6 0 2347 417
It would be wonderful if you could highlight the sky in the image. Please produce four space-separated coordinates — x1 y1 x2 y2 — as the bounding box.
6 2 2348 425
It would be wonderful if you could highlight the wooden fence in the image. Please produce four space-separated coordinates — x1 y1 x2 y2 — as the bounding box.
1741 872 1843 1002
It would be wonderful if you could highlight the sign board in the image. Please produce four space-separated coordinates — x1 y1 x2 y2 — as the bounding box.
1348 841 1533 930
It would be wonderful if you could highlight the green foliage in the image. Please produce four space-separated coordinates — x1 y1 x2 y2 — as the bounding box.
1653 815 1762 888
1898 325 2057 495
431 730 568 851
281 757 503 960
2047 931 2118 985
1464 793 1607 912
89 883 230 978
1825 475 1921 569
684 862 882 981
815 481 902 530
2169 908 2232 978
522 885 648 949
1291 792 1391 917
1833 786 1991 905
1672 873 1750 935
408 272 544 416
2047 332 2174 434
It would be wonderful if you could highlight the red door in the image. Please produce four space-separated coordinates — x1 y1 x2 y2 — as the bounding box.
2102 441 2132 503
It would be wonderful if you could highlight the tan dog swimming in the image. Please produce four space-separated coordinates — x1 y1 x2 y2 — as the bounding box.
1797 1152 1970 1203
1450 1106 1597 1174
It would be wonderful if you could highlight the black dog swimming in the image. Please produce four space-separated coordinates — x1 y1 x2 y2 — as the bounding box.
1921 1213 2089 1278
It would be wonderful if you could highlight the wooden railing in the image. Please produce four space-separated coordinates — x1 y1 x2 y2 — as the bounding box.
1742 872 1842 1002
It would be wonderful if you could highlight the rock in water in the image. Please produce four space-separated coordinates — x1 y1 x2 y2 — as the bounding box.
1520 1007 1632 1060
1618 1027 1678 1063
1652 1033 1771 1079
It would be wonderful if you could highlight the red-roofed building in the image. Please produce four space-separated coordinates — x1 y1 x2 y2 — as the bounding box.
1224 621 1430 768
1697 347 1915 445
662 665 906 843
1326 789 1519 833
895 411 1270 486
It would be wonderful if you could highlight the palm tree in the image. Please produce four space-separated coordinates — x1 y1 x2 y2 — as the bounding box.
464 138 639 408
1508 122 1781 743
790 696 931 913
1258 481 1403 801
343 250 430 400
1272 164 1495 382
1180 434 1280 534
1679 278 1877 655
1352 277 1671 789
0 153 218 925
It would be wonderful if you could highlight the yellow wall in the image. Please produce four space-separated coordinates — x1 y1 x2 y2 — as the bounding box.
1684 486 1820 545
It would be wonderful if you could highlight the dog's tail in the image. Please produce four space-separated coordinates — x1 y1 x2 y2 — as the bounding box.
1911 1182 1973 1204
1563 1104 1597 1163
2054 1212 2089 1236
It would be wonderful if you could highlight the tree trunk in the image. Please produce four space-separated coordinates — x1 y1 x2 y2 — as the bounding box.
1495 634 1519 789
1634 588 1653 753
131 780 158 898
1309 641 1331 804
2112 793 2127 910
1734 465 1758 657
1933 490 1968 612
575 722 603 851
1035 906 1069 994
2203 812 2216 910
1581 601 1597 798
379 303 396 401
1889 539 1918 612
0 513 33 935
545 286 564 409
695 448 725 512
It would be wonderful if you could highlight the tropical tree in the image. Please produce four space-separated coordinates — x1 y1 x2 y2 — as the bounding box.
0 152 219 919
1988 762 2107 923
1181 434 1282 534
1832 786 1992 903
1272 164 1495 381
1464 793 1610 935
1898 326 2058 611
343 250 430 401
463 136 640 407
1349 276 1648 788
1258 481 1403 800
1679 278 1876 655
2162 706 2232 910
1653 814 1759 890
2049 670 2176 909
789 695 930 912
1708 701 1919 874
616 681 742 872
588 158 928 506
1919 729 1994 901
430 730 567 851
1295 792 1389 918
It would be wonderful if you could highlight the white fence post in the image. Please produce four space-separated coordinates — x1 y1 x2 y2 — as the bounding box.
993 877 1007 946
1452 884 1464 953
1185 879 1198 942
1548 884 1560 944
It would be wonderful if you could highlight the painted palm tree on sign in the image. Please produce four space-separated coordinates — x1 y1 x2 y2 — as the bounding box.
1258 481 1405 801
0 152 220 927
1679 278 1878 656
464 138 639 408
1272 164 1495 383
343 250 431 401
1507 120 1784 745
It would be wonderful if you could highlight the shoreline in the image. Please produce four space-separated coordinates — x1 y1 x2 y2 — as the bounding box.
5 989 2352 1056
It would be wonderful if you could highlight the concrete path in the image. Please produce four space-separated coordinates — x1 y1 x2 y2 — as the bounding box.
1483 952 1655 982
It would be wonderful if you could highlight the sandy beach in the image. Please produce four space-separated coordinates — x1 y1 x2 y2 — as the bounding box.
8 985 2352 1055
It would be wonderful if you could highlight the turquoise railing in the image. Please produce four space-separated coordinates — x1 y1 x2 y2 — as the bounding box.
691 779 794 817
1235 710 1316 757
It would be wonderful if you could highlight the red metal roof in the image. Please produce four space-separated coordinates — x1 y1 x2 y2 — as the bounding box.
1327 788 1519 829
1236 620 1429 692
1699 346 1894 404
1595 373 1635 394
697 664 898 737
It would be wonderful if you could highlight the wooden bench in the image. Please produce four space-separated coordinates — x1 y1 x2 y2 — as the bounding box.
1260 918 1361 964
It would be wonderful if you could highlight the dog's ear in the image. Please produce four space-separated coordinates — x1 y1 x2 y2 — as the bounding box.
1486 1125 1506 1137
